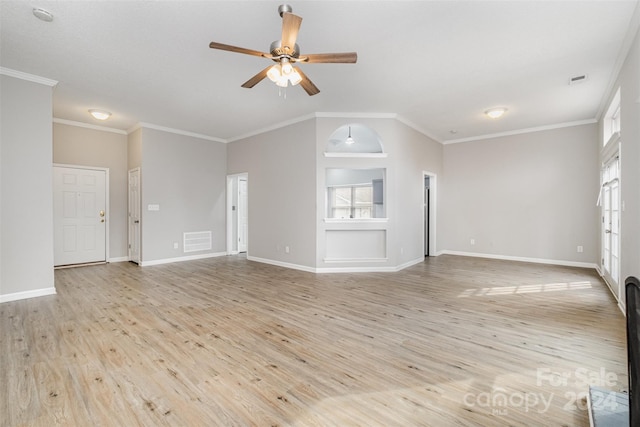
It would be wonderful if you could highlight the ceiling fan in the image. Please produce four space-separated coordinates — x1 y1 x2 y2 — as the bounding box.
209 4 357 96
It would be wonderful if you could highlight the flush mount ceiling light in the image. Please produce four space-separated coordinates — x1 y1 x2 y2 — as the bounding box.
345 126 355 145
89 109 111 120
485 107 508 119
32 7 53 22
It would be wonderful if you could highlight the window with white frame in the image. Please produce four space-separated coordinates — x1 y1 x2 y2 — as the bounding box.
328 185 373 219
603 87 621 146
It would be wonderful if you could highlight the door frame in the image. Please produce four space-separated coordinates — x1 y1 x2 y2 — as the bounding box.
226 173 249 255
422 171 437 257
53 163 110 263
128 167 141 264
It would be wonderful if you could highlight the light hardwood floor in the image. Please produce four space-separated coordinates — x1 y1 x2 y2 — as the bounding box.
0 255 627 426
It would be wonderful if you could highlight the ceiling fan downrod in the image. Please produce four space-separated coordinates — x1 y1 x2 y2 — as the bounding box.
278 4 293 17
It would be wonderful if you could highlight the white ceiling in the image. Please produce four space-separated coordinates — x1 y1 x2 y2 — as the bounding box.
1 1 639 143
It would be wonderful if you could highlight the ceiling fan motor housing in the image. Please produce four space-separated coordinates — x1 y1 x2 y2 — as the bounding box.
270 40 300 59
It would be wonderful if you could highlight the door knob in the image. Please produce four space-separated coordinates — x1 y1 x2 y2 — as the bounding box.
99 210 105 217
100 219 105 223
134 220 140 224
605 229 611 234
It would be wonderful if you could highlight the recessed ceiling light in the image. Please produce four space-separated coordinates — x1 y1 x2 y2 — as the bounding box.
485 107 507 119
32 8 53 22
89 109 111 120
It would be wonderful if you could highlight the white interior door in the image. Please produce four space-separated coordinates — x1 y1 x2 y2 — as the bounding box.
238 177 248 253
53 166 107 266
128 168 141 264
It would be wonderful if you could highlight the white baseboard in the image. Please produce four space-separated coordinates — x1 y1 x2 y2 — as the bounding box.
246 256 317 273
247 255 425 274
440 250 598 269
316 265 398 273
595 266 626 315
108 256 129 263
140 252 226 267
0 287 57 303
396 257 425 271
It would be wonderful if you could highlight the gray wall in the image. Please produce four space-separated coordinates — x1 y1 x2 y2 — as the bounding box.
441 123 600 264
53 123 129 260
227 119 317 269
602 26 640 303
128 127 142 170
391 120 443 264
140 128 227 263
0 74 55 298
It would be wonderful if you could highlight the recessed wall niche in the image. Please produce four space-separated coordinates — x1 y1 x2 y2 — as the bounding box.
325 123 385 155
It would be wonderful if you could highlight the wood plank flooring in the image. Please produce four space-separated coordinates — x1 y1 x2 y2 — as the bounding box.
0 255 627 426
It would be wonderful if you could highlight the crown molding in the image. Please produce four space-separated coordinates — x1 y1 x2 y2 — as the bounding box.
0 67 58 87
395 115 443 144
442 119 598 145
315 112 397 119
53 118 127 135
129 122 226 143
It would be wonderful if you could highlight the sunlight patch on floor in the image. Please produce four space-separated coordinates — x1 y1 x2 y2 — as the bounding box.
457 281 593 298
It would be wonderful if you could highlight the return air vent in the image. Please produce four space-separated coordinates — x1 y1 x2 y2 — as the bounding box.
569 74 588 85
183 231 211 253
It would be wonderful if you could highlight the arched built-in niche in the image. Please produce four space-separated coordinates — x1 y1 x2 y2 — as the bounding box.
325 123 385 155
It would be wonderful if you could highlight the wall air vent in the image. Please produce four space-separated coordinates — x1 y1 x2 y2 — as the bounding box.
183 231 212 253
569 74 588 85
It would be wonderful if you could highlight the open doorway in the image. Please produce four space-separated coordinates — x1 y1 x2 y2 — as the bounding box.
423 171 437 257
227 173 248 255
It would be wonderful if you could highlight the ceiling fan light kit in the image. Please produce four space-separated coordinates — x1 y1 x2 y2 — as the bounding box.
209 4 357 96
267 58 302 87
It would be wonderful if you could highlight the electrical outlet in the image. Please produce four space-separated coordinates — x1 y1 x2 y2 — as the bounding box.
577 246 583 253
470 238 475 245
285 246 290 254
173 242 179 250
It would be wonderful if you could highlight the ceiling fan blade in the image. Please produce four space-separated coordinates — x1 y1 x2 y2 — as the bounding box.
241 66 273 88
281 13 302 55
209 42 270 58
302 52 358 63
295 67 320 96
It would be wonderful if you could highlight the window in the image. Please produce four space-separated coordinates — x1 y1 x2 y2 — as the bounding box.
603 88 621 146
329 185 373 219
611 105 621 136
325 168 385 219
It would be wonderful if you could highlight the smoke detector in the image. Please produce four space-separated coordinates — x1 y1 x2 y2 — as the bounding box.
33 8 53 22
